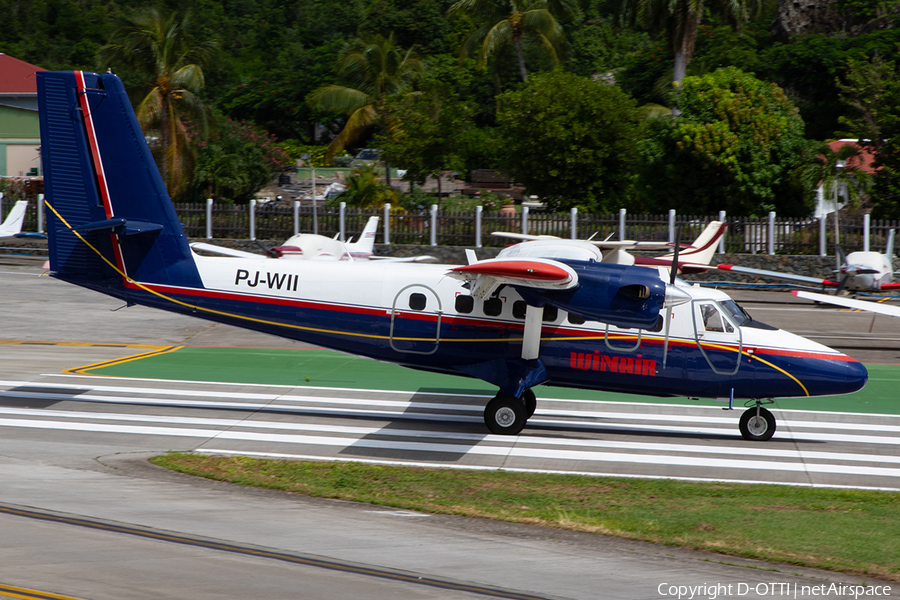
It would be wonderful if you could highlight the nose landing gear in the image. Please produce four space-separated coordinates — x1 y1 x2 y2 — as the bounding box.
739 400 776 441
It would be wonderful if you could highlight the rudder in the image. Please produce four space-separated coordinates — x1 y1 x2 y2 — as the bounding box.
38 71 200 290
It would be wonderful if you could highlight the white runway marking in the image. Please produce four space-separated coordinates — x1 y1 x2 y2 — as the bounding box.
2 378 898 490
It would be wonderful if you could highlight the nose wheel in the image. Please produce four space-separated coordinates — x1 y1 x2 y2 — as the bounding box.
739 404 776 441
484 389 536 435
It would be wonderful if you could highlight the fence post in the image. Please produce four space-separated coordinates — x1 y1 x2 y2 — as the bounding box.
339 202 346 242
820 216 826 256
249 199 256 240
522 206 529 235
37 194 44 233
205 198 213 239
570 207 577 240
292 201 300 236
668 209 676 243
864 213 870 252
476 205 483 248
619 208 626 241
430 204 438 247
768 211 775 255
718 210 726 253
384 203 391 245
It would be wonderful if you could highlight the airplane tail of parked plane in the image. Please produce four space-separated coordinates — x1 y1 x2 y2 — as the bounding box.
347 215 379 256
37 71 202 295
659 220 726 266
0 200 29 237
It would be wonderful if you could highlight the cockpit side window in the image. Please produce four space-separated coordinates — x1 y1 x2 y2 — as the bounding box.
700 303 734 333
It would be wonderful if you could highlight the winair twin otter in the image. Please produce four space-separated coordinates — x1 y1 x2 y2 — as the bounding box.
36 71 868 440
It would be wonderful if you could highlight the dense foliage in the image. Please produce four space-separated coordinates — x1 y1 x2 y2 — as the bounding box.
2 0 899 214
495 69 642 212
638 67 810 216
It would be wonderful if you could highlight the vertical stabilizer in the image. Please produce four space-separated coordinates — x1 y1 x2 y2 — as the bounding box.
346 215 379 256
0 200 28 237
37 71 200 291
663 221 726 265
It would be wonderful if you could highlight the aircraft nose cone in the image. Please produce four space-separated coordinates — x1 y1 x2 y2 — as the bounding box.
807 358 868 396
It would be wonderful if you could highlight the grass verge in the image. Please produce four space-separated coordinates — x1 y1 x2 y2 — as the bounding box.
150 453 900 583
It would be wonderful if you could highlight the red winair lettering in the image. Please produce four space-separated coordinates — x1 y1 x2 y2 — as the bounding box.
570 352 656 376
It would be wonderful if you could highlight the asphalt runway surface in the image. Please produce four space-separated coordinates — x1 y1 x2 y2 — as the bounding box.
1 255 898 600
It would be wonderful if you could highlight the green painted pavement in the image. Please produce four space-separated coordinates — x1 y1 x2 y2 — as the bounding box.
79 346 900 415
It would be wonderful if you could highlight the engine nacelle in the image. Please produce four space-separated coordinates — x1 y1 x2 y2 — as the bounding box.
518 261 668 330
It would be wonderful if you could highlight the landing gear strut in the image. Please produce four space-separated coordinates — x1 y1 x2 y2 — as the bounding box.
484 389 536 435
739 401 776 441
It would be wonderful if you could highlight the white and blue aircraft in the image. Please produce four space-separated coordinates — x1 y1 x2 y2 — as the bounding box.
35 71 868 440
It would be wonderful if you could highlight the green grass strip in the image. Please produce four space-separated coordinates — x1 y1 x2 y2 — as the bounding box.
84 347 900 415
151 453 900 583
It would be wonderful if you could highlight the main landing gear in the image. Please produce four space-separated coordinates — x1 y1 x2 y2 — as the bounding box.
739 400 776 441
484 389 537 435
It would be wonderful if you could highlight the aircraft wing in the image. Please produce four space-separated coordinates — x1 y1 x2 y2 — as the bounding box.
716 264 839 287
369 255 437 263
492 231 678 250
879 282 900 290
792 290 900 317
190 242 262 259
448 257 578 299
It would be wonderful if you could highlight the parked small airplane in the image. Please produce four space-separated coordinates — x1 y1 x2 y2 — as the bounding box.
192 216 434 262
493 220 726 274
36 71 868 440
715 230 900 294
0 200 29 238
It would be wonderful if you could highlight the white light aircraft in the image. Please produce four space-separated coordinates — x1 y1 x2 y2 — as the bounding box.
494 221 726 274
715 230 899 294
35 71 868 441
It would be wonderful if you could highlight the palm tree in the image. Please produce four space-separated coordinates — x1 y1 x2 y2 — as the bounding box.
619 0 759 85
98 8 216 197
449 0 573 82
308 34 423 161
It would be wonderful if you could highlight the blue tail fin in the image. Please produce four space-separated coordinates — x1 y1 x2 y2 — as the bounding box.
37 71 200 291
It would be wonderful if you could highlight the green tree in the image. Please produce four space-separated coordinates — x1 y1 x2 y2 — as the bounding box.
838 53 900 218
618 0 760 86
495 69 643 211
192 119 292 203
336 165 400 207
637 67 809 216
449 0 574 81
307 34 424 160
377 82 472 196
98 8 216 197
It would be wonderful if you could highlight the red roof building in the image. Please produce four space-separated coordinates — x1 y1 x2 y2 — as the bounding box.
0 54 45 177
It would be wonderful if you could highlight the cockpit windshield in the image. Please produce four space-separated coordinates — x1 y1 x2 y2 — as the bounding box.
718 299 751 326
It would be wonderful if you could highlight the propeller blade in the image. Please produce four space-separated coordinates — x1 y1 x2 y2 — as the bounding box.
834 274 850 296
662 309 672 369
670 226 681 285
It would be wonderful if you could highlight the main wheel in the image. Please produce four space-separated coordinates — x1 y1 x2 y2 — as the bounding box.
739 406 776 441
484 394 526 435
521 389 537 419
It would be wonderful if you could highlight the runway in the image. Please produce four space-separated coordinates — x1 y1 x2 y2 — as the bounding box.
1 255 898 599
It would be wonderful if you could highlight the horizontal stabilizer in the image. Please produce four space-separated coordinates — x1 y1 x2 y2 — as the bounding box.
717 264 839 287
73 218 163 236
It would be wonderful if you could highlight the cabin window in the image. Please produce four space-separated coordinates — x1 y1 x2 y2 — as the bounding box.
409 293 427 311
543 306 558 322
455 295 474 314
568 313 585 325
699 303 734 333
483 297 503 316
512 301 527 319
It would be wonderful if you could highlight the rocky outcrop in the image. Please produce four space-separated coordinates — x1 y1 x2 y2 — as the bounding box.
772 0 845 41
